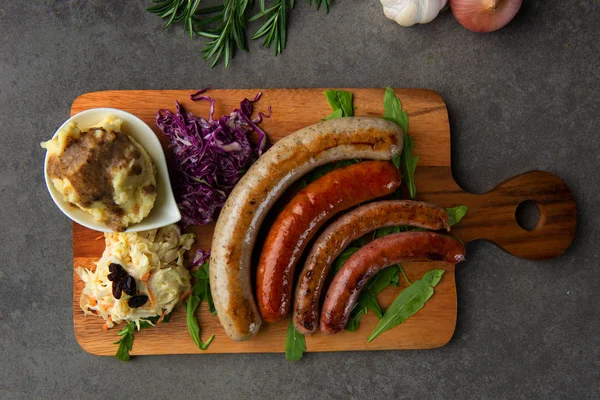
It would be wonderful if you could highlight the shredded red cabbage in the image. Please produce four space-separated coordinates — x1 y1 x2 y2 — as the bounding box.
156 89 270 226
191 249 210 268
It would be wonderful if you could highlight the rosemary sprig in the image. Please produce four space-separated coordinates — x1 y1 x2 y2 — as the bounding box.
147 0 203 38
249 0 295 55
197 0 251 68
147 0 335 68
308 0 331 13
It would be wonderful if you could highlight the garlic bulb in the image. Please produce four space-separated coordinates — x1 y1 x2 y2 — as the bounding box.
381 0 448 27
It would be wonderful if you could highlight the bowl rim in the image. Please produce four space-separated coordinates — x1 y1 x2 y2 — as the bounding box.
43 107 181 232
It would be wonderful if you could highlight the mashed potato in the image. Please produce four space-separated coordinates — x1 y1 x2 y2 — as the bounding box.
76 224 194 329
42 116 156 231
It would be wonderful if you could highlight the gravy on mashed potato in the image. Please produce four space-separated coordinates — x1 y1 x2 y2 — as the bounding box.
42 116 156 231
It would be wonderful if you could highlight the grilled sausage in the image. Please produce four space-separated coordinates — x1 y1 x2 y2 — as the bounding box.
257 161 402 323
209 117 404 341
320 232 465 334
293 200 449 334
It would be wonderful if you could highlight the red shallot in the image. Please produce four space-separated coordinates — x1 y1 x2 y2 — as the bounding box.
450 0 522 32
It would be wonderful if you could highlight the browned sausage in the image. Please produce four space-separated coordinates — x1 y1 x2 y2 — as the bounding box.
320 232 465 334
256 161 402 323
293 200 449 334
211 117 403 341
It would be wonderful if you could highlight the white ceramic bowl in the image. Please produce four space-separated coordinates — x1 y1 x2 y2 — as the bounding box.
43 108 181 232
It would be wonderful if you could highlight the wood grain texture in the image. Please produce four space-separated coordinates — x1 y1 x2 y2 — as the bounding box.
70 89 576 356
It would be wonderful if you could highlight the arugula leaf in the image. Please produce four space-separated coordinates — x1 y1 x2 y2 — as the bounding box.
113 319 158 362
324 90 353 117
191 262 216 315
332 247 398 331
333 247 360 273
185 260 216 350
383 87 408 133
343 266 400 331
383 87 418 199
364 265 401 295
323 108 343 120
114 322 136 362
359 291 382 318
186 294 215 350
374 225 408 238
401 135 419 199
332 247 403 331
398 263 412 285
345 305 367 332
285 320 306 361
357 266 401 318
350 236 366 247
446 205 468 227
368 269 445 342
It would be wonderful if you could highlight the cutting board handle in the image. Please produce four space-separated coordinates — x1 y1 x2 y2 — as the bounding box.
456 171 577 261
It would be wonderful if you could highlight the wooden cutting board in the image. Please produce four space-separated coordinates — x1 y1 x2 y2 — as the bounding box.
71 89 577 356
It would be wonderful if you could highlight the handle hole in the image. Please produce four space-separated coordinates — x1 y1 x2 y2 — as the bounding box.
516 200 542 231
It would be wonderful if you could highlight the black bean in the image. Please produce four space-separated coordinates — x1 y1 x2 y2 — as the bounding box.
127 295 148 308
112 281 123 299
123 275 137 296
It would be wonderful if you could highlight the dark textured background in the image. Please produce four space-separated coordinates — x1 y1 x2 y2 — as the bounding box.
1 1 598 398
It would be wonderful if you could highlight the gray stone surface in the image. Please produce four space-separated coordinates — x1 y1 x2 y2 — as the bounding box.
1 1 598 398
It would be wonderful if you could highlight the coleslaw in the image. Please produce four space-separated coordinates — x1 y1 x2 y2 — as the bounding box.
76 224 194 329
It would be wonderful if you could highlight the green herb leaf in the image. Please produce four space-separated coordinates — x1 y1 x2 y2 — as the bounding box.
324 90 354 117
374 225 405 238
308 0 330 13
147 0 202 36
359 291 382 318
114 322 136 362
113 318 159 362
383 87 408 132
383 87 418 199
323 108 343 120
343 266 401 331
350 236 366 247
392 153 401 169
191 262 216 315
368 269 445 342
345 305 367 332
197 0 251 68
398 263 411 285
401 134 419 199
364 265 401 295
250 0 294 55
285 320 306 361
186 294 215 350
333 247 360 273
446 205 468 227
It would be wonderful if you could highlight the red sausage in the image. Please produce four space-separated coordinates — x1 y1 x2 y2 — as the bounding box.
320 232 465 334
256 161 402 323
293 200 449 334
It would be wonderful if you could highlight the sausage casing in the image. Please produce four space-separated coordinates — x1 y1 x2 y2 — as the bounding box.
320 232 465 334
257 161 402 323
209 117 404 341
293 200 449 334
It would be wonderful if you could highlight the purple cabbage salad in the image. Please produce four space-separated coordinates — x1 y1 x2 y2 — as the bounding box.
156 88 270 227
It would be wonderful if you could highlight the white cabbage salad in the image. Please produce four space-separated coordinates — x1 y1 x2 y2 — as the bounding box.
76 224 195 329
